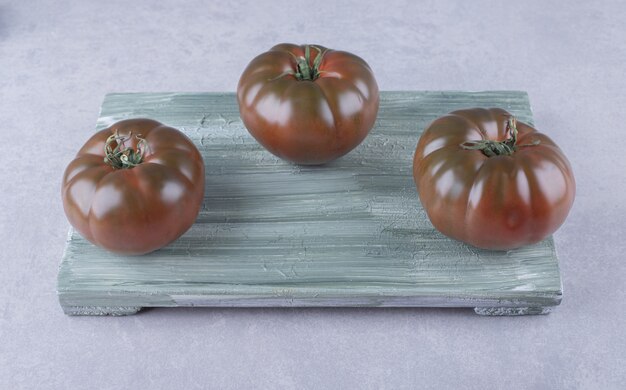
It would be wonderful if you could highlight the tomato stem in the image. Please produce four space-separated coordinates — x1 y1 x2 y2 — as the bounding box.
270 45 327 82
460 117 539 157
103 131 149 169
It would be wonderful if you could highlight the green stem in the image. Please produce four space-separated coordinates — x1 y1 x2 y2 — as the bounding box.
460 117 539 157
270 45 327 81
103 131 148 169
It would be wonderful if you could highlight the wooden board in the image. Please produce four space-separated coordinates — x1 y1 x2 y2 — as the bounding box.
57 91 562 316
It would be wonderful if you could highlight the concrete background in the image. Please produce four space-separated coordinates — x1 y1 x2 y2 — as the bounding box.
1 0 624 388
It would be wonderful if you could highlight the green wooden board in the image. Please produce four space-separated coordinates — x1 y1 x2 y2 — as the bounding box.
57 91 562 316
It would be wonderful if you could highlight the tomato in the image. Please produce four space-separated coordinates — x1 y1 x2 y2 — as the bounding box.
61 119 205 255
413 108 575 250
237 43 379 165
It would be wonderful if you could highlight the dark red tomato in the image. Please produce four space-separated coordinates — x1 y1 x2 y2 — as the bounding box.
61 119 205 255
237 43 379 165
413 108 575 250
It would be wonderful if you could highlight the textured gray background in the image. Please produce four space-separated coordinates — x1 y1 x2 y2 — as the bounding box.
0 0 624 389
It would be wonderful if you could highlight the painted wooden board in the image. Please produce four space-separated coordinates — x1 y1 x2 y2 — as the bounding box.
57 91 563 316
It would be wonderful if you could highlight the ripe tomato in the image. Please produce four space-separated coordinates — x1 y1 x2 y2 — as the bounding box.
61 119 205 255
237 43 379 165
413 108 575 250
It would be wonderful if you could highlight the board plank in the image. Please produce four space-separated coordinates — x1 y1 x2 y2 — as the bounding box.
58 91 562 316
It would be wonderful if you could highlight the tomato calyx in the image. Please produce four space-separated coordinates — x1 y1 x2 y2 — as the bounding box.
103 131 149 169
460 117 540 157
271 45 327 82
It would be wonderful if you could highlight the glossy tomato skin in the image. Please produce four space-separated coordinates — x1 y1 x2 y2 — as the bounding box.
413 108 575 250
237 43 379 165
62 119 205 255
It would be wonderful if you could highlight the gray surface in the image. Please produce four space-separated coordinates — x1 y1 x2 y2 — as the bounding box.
0 0 624 388
59 91 562 315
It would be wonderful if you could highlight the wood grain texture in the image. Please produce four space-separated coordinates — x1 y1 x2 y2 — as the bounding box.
57 91 563 316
